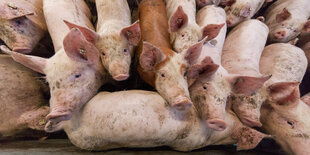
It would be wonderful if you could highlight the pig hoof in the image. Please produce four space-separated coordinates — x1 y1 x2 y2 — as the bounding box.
173 102 192 111
274 31 286 39
113 74 129 81
206 119 227 131
241 118 262 127
46 112 72 122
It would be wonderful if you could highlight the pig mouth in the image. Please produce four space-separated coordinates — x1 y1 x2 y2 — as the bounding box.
113 74 129 81
172 97 193 111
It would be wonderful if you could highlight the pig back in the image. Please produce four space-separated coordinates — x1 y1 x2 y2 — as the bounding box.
43 0 94 52
260 43 307 85
0 55 48 137
222 20 269 76
63 90 201 151
138 0 171 50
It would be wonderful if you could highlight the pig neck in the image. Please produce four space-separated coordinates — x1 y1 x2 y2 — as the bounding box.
95 0 131 33
43 0 94 52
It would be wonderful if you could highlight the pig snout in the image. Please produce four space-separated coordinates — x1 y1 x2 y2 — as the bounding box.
226 19 232 27
109 63 130 81
46 106 73 123
206 119 227 131
172 95 193 111
274 31 286 39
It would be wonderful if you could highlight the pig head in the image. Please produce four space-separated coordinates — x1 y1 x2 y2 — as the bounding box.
1 23 106 132
0 0 47 54
138 39 215 111
261 82 310 155
168 6 224 53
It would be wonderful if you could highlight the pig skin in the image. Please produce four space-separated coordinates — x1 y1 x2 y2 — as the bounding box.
259 44 309 155
95 0 141 81
222 19 270 127
0 0 47 54
264 0 310 43
48 90 269 151
1 0 108 132
224 0 265 27
0 55 49 138
137 0 216 111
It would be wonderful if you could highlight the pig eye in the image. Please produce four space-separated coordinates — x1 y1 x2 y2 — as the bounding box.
181 34 185 37
161 73 165 77
282 24 285 26
75 74 81 78
123 49 127 53
183 71 187 77
203 86 207 90
101 50 105 56
293 30 297 33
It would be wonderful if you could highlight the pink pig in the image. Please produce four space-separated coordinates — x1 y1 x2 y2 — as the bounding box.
0 55 49 139
222 19 271 127
1 0 108 132
45 90 269 151
94 0 141 81
222 0 265 27
259 43 309 155
165 0 223 53
0 0 47 54
264 0 310 43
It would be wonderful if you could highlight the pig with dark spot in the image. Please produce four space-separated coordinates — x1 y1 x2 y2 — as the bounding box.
222 19 270 127
222 0 265 27
0 55 49 139
0 0 47 54
264 0 310 43
165 0 223 53
196 0 224 8
94 0 141 81
45 90 269 151
1 0 108 132
259 43 309 155
138 0 216 111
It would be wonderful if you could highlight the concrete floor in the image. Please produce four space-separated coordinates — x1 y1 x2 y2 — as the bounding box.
0 139 285 155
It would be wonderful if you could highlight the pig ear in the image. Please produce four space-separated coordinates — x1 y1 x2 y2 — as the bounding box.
17 106 50 131
170 6 188 32
187 56 219 86
276 8 291 23
231 75 271 96
0 45 47 74
301 93 310 106
120 20 141 46
140 41 165 71
183 37 207 65
63 20 99 44
201 23 225 41
239 3 252 17
268 82 300 105
302 20 310 32
63 28 100 65
221 0 236 6
233 126 271 150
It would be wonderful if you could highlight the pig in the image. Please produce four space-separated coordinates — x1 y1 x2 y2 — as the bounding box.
296 32 310 71
0 0 47 54
0 55 49 139
94 0 141 81
196 0 224 8
221 19 271 127
264 0 310 43
165 0 224 53
137 0 217 111
222 0 265 27
1 0 108 132
259 43 309 155
45 90 269 151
